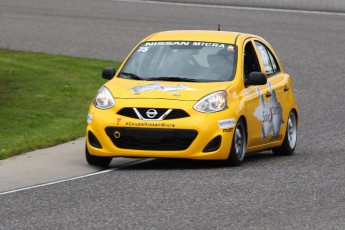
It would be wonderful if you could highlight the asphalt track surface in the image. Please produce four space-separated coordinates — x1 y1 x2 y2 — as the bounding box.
1 0 345 229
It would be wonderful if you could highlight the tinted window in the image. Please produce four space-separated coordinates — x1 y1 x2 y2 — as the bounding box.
243 41 260 80
255 41 280 76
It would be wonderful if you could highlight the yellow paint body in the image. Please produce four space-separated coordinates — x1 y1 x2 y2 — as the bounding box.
86 30 298 160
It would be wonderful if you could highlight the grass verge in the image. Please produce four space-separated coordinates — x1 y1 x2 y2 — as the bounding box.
0 49 121 160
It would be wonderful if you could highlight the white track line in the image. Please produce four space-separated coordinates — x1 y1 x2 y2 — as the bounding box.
0 158 154 196
116 0 345 16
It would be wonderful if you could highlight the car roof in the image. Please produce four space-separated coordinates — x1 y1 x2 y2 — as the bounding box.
144 30 258 44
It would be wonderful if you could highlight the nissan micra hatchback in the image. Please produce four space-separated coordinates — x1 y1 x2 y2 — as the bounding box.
86 30 298 167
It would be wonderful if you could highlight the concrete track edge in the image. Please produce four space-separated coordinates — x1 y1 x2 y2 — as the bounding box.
0 138 138 193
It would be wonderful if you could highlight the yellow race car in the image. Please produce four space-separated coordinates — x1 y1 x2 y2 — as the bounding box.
86 30 298 167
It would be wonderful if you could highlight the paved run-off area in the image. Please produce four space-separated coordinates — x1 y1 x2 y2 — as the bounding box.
0 138 138 193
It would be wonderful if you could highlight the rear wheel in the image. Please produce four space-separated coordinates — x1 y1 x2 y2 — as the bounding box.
227 119 246 166
273 111 297 156
85 145 112 167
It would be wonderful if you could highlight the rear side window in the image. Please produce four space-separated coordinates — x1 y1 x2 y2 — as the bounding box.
255 41 280 77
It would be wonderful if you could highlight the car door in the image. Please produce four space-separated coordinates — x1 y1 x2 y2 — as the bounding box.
241 39 270 148
253 40 289 145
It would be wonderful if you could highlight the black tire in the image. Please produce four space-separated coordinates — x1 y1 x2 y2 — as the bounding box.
85 145 112 167
272 111 297 156
227 119 247 166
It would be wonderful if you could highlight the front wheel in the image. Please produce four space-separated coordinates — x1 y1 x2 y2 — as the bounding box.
85 145 112 167
272 111 297 156
227 119 247 166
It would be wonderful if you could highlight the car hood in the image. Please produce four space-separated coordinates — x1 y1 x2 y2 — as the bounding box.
105 78 232 101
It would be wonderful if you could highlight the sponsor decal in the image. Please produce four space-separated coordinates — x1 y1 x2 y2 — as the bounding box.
143 41 228 48
254 83 284 140
116 118 122 125
218 118 235 129
145 41 190 47
87 113 93 124
227 45 235 52
223 128 233 133
125 121 175 128
130 82 196 94
191 42 226 48
228 87 235 94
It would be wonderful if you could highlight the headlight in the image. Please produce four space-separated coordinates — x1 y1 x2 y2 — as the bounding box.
194 91 228 113
94 86 115 109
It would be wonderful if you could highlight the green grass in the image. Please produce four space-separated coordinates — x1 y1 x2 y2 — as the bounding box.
0 49 121 159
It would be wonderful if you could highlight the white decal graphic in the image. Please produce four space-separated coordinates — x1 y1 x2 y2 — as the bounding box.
227 45 235 52
143 41 226 48
218 118 235 129
254 83 284 140
87 113 93 124
130 82 196 94
137 47 149 53
145 41 191 46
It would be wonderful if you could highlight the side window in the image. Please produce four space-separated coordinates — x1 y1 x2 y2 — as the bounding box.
267 50 279 73
243 41 261 80
255 41 280 77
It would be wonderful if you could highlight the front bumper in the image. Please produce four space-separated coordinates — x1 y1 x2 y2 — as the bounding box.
86 99 237 160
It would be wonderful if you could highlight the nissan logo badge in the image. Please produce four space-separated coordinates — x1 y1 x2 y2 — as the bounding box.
146 109 158 118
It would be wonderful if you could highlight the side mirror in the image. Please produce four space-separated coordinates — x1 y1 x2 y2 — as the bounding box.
245 72 267 86
102 67 116 80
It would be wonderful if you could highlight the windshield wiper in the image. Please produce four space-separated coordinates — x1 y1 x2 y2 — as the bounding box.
119 72 143 80
146 77 198 82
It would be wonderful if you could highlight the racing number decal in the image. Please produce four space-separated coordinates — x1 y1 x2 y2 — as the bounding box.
137 47 149 53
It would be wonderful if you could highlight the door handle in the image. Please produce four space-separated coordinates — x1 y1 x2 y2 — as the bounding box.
266 91 272 97
284 86 289 92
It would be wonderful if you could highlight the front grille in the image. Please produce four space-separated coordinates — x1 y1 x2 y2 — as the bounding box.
105 127 197 151
117 108 189 120
117 108 137 118
164 109 190 119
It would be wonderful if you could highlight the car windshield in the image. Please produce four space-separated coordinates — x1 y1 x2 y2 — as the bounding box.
119 41 237 82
